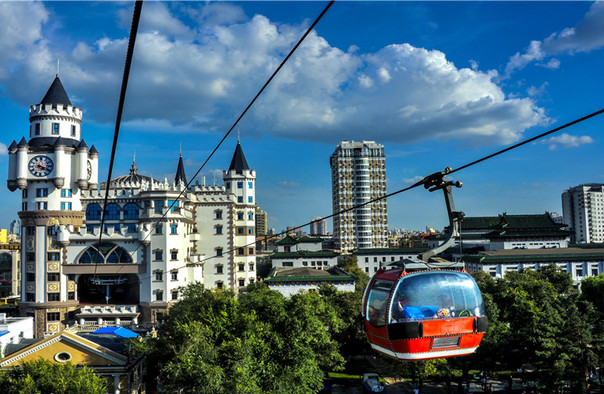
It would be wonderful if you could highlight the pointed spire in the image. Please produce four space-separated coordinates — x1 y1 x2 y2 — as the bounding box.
77 139 88 150
175 154 187 186
228 142 250 174
41 76 72 106
89 145 99 155
17 137 28 148
8 140 17 150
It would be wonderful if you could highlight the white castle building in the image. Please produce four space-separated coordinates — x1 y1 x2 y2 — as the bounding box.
7 77 257 337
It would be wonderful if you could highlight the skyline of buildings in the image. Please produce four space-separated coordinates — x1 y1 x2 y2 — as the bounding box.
330 141 389 252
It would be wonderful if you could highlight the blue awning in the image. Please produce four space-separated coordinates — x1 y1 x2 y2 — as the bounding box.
92 326 138 338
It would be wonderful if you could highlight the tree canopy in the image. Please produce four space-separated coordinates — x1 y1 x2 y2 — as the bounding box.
0 358 106 394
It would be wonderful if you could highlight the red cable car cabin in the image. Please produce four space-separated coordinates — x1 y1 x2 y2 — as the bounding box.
362 263 487 361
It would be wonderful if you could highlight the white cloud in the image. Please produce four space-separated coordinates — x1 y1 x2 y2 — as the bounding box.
505 2 604 76
540 133 594 150
278 181 301 188
0 143 7 156
403 176 423 184
0 2 545 147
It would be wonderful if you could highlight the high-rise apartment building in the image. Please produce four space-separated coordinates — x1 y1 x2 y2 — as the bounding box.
309 216 327 236
330 141 388 252
562 184 604 243
255 206 268 236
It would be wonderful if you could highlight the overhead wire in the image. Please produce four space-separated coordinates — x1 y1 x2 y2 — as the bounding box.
113 0 336 273
131 105 604 282
93 0 143 279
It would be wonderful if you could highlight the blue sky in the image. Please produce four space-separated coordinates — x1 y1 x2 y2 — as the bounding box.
1 1 603 233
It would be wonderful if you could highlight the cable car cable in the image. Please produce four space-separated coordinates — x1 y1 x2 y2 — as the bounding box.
129 105 604 284
93 0 143 279
114 0 336 271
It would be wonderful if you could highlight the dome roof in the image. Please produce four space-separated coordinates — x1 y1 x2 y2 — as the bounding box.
106 160 159 188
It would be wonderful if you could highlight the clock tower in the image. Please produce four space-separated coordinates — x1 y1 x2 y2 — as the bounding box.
7 76 99 336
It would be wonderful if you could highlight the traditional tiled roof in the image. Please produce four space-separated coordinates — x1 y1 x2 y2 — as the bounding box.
352 247 429 255
41 76 72 106
465 247 604 264
228 142 250 174
275 235 322 246
271 250 339 259
265 266 355 283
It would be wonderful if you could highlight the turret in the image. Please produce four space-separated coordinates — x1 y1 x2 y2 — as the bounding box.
223 141 256 206
76 139 88 190
175 154 187 188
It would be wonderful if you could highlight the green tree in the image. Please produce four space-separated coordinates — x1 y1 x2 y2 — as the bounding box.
337 255 370 291
581 274 604 391
0 358 106 394
142 282 345 393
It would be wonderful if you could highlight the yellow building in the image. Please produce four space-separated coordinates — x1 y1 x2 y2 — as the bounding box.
1 329 145 394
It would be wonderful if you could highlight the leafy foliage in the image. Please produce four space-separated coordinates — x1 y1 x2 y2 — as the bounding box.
0 358 106 394
142 282 345 393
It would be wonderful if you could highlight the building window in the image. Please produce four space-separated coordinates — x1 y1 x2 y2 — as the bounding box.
249 263 254 271
22 202 27 211
26 252 35 261
127 223 137 233
61 189 72 197
105 203 120 220
155 224 163 234
238 263 245 271
238 279 245 287
216 265 223 274
36 188 48 197
237 182 243 189
52 123 59 135
155 271 163 281
249 248 254 255
154 200 164 214
35 123 40 135
156 291 163 301
215 210 223 219
47 312 60 321
238 196 243 203
170 224 178 234
237 212 244 220
47 252 60 261
225 182 231 189
248 227 254 235
61 202 72 210
238 227 244 235
248 212 254 220
123 203 140 219
47 273 60 282
71 125 76 136
171 250 178 260
68 292 75 300
26 273 35 282
172 290 178 300
248 182 253 189
168 200 179 212
248 196 253 203
238 248 244 256
216 248 223 257
27 226 35 235
216 281 223 289
86 204 102 220
48 293 60 302
171 271 178 281
283 261 293 267
22 189 28 198
26 293 35 302
216 225 223 235
155 250 163 261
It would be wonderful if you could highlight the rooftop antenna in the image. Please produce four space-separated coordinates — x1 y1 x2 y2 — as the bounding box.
56 57 60 77
237 128 240 143
179 141 182 156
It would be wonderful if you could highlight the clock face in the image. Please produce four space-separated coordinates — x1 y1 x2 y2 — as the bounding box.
87 160 92 180
28 155 54 177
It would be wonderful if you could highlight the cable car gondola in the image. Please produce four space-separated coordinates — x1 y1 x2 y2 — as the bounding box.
361 169 487 361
